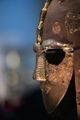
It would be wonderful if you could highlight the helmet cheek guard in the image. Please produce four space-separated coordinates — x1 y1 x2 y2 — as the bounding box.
33 0 80 117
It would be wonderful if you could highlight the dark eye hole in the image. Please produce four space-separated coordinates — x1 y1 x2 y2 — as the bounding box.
45 49 65 65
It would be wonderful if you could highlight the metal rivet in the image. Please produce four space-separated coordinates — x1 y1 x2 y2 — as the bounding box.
52 22 61 34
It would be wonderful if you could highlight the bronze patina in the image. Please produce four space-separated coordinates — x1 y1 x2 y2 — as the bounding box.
33 0 80 119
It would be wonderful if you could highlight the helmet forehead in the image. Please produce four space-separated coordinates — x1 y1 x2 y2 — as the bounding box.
42 0 80 47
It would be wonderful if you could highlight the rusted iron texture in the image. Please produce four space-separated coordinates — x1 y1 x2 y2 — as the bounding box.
33 0 80 119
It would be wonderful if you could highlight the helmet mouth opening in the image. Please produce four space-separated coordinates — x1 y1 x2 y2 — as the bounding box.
45 49 65 65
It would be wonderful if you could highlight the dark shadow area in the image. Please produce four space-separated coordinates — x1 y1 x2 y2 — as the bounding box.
0 88 50 120
0 74 78 120
50 73 77 120
46 49 65 65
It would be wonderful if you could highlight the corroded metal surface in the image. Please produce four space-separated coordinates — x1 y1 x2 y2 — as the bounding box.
33 0 80 119
65 11 80 35
41 0 80 117
74 50 80 119
48 53 73 86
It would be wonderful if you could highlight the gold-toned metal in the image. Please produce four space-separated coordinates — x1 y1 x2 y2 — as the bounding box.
33 43 46 81
37 0 52 44
62 44 74 54
33 0 52 81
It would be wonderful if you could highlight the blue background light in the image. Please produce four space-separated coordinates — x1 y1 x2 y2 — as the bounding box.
0 0 45 71
0 0 45 48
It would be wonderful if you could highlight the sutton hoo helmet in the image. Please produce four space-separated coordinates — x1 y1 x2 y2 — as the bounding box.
33 0 80 119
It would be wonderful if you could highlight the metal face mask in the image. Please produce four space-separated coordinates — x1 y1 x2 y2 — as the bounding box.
33 0 80 118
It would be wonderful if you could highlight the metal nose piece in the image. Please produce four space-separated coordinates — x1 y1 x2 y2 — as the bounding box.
33 43 46 81
33 53 46 81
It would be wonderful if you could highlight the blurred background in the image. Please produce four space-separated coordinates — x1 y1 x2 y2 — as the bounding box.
0 0 44 101
0 0 50 120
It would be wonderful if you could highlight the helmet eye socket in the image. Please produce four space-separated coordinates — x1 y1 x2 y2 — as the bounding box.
45 49 65 65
